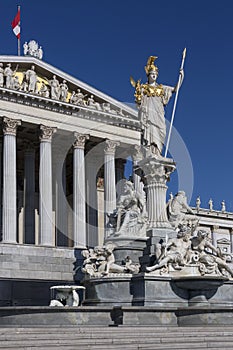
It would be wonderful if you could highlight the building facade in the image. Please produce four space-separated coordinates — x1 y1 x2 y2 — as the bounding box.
0 55 232 305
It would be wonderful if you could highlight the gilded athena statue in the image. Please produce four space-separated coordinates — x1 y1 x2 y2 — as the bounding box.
131 56 184 155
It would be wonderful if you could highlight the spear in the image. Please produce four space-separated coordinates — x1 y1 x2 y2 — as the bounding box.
164 48 186 158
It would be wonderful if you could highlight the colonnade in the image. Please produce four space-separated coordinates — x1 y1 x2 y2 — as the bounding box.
0 117 140 248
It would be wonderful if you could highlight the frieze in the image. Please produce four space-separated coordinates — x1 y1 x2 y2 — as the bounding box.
0 86 141 131
0 61 134 121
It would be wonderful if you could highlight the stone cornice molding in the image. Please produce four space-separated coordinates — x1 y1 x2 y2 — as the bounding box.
0 88 141 132
39 124 57 142
104 140 120 155
73 132 90 149
3 117 21 136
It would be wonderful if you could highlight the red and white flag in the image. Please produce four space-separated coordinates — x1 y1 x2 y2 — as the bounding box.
11 9 20 39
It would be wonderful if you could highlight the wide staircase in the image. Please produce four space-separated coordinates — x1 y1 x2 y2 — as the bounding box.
0 326 233 349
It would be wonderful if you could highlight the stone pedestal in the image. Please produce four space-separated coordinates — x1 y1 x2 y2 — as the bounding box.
82 275 133 306
104 237 148 264
131 273 188 307
135 156 176 266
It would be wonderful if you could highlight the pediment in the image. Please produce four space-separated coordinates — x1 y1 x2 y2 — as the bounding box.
0 55 139 130
217 238 230 245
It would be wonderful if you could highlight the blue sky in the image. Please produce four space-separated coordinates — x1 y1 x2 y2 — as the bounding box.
0 0 233 210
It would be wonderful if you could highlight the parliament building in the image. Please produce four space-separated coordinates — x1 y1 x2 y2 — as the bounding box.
0 48 232 306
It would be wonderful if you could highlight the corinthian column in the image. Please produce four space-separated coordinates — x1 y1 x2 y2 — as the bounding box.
39 125 57 246
104 140 120 227
2 117 21 243
73 133 89 248
135 157 176 230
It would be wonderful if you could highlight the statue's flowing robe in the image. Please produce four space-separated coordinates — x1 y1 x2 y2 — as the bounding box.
139 84 173 153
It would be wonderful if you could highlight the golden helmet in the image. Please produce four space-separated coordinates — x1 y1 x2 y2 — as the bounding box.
145 56 159 75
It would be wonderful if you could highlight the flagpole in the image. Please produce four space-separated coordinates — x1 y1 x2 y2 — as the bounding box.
164 48 186 158
17 5 20 56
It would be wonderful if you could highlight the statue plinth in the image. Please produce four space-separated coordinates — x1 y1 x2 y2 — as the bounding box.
135 155 176 231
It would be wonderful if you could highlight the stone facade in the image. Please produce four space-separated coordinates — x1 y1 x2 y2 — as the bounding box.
0 55 232 307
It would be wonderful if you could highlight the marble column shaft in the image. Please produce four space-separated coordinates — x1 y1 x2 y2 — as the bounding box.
39 125 57 246
2 117 21 243
24 148 35 244
104 140 120 223
211 225 219 247
73 133 89 248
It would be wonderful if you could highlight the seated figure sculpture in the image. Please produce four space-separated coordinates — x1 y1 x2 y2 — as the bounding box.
167 191 198 229
82 242 139 277
108 180 147 237
146 226 233 278
146 225 192 273
191 230 233 277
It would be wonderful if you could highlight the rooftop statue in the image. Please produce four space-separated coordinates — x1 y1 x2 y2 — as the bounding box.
23 40 43 60
25 65 38 94
4 63 18 89
131 53 185 156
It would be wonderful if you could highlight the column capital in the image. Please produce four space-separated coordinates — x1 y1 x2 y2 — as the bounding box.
104 139 120 155
138 157 175 185
131 144 143 162
3 117 21 136
39 125 57 142
73 132 89 149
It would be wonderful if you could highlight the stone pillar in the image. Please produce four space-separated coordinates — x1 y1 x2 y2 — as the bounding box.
2 117 21 243
73 133 89 248
211 225 219 247
131 145 144 195
39 125 57 246
135 157 176 230
104 140 120 228
230 228 233 254
24 146 35 244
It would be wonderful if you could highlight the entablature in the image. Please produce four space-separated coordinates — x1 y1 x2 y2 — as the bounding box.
0 55 140 132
